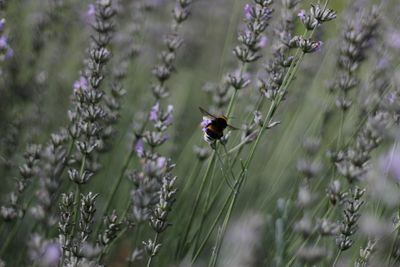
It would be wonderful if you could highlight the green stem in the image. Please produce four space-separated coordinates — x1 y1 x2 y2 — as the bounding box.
191 186 235 263
208 187 238 267
192 178 225 254
146 233 159 267
332 250 341 267
178 150 217 257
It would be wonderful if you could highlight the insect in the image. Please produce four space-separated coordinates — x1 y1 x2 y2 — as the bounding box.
199 107 238 144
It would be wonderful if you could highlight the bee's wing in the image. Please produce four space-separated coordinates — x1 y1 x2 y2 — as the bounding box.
199 107 217 119
227 124 239 130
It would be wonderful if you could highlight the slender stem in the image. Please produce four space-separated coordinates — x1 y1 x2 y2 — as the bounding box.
178 150 217 257
181 160 201 195
192 178 225 254
226 89 238 118
191 187 234 263
208 187 237 267
332 250 341 267
146 233 159 267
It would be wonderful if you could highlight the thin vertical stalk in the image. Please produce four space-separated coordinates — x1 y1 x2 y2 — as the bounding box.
332 250 342 267
178 150 217 256
146 233 159 267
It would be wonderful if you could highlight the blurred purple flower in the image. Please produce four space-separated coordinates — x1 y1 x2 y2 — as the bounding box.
388 31 400 49
313 41 324 53
150 102 160 122
86 4 96 23
201 117 212 132
244 4 252 20
5 47 13 59
42 243 61 267
298 10 306 20
0 36 7 49
380 148 400 182
135 139 145 157
258 35 268 48
156 157 167 170
73 76 89 93
164 105 174 126
0 18 5 32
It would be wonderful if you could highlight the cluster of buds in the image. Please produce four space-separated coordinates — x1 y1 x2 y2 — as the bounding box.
326 180 347 206
65 192 101 265
30 129 69 226
329 7 379 111
58 192 75 259
258 0 300 100
141 102 174 149
298 4 336 30
78 192 99 244
334 115 382 184
98 210 121 247
128 152 177 263
287 36 323 53
283 4 337 55
273 3 336 57
149 175 177 234
336 187 365 251
233 0 272 64
128 154 175 224
151 0 191 99
68 0 116 185
1 144 41 221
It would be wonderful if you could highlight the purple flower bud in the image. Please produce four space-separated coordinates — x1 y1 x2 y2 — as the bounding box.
0 18 6 32
164 105 174 126
0 36 7 49
156 157 167 169
150 102 160 122
4 47 13 60
314 41 323 52
298 10 306 20
388 31 400 50
244 4 252 20
42 243 61 267
135 139 145 157
73 76 89 93
380 149 400 182
86 4 96 22
258 35 268 48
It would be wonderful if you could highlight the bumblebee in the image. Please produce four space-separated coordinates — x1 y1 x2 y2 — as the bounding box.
199 107 238 144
